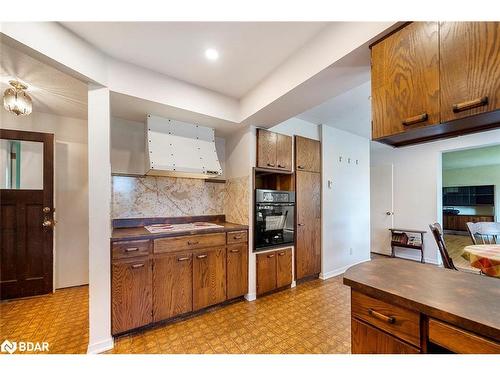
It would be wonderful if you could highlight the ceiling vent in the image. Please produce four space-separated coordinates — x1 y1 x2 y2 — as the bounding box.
145 115 222 179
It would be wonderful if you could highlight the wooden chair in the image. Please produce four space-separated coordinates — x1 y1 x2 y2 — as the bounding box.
429 223 457 270
466 222 499 245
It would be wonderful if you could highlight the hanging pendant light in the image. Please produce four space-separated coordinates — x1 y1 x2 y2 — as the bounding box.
3 80 32 116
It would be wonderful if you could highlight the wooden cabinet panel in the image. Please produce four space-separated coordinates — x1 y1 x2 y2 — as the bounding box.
276 248 292 288
256 252 277 295
226 230 248 245
443 215 494 231
295 171 321 280
440 22 500 123
351 318 420 354
112 239 151 260
153 252 192 322
226 243 248 299
351 291 420 347
257 129 278 169
295 136 321 173
154 233 226 254
193 247 226 310
112 257 152 335
276 133 292 171
371 22 440 139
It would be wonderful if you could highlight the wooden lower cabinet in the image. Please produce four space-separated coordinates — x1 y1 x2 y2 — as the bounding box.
276 249 292 288
193 247 226 310
226 243 248 299
153 252 192 322
256 248 292 295
351 318 420 354
443 214 494 231
111 257 152 335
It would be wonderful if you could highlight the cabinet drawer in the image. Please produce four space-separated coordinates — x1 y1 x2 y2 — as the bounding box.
154 233 226 254
112 240 151 260
429 319 500 354
351 290 420 347
226 230 248 244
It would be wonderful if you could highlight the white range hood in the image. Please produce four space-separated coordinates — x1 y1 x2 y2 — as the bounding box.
145 115 222 179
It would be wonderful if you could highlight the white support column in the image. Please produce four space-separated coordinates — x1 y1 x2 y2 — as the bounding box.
87 86 113 354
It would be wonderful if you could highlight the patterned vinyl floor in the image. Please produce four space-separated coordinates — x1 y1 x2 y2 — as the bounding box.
0 275 351 354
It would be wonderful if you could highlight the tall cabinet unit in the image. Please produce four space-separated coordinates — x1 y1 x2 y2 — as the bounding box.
294 136 322 280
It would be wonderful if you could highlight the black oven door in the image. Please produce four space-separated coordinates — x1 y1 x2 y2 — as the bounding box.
254 203 294 250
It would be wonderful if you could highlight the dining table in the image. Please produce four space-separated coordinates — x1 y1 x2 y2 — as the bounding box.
463 244 500 278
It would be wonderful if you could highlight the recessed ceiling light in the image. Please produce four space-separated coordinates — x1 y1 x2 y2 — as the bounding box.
205 48 219 61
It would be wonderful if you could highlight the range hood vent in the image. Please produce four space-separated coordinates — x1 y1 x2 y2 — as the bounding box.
145 115 222 179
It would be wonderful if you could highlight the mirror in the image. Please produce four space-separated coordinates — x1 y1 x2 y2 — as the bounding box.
0 139 44 190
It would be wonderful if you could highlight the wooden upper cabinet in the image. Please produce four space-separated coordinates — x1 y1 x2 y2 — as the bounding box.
257 129 292 171
192 247 226 310
256 252 277 295
276 248 293 288
439 22 500 122
226 243 248 299
371 22 440 139
295 136 321 173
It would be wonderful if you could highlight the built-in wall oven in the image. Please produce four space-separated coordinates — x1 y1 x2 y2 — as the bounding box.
254 189 295 251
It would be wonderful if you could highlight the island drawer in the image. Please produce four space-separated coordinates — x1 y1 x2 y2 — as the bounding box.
351 290 420 347
154 232 226 253
112 239 151 260
227 230 248 244
429 319 500 354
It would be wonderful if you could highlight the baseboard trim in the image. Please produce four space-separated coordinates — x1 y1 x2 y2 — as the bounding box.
394 253 440 265
244 293 256 302
319 258 371 280
87 337 114 354
291 280 296 288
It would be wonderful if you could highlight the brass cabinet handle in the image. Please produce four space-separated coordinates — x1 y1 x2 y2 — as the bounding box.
177 256 190 262
233 235 243 240
131 263 145 269
278 252 286 256
278 164 285 168
230 249 240 253
267 254 275 258
297 165 304 169
267 163 275 167
402 113 428 126
188 240 199 245
452 96 488 113
196 254 207 259
125 247 139 252
368 308 396 324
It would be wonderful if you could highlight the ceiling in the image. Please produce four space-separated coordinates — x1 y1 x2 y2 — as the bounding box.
1 41 88 119
443 145 500 170
61 22 328 98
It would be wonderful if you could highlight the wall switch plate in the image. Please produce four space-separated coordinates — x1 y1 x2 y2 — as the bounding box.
328 180 333 189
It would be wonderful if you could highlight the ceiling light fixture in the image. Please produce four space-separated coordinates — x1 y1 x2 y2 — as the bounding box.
205 48 219 61
3 80 32 116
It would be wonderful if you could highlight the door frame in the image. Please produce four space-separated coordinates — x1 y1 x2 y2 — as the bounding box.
0 128 54 297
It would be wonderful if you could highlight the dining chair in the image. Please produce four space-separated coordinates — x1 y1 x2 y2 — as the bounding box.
466 222 500 245
429 223 457 270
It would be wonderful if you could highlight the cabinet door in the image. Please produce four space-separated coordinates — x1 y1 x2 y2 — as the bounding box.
276 133 292 171
371 22 439 139
226 243 248 299
112 258 152 335
295 171 321 280
257 129 277 169
276 248 293 288
153 252 192 322
440 22 500 122
193 247 226 310
295 136 321 173
256 251 277 295
351 318 420 354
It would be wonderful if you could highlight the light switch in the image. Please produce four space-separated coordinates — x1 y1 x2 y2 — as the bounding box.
328 180 333 189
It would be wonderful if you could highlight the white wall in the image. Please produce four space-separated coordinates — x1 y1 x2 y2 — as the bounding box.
321 125 371 278
269 117 320 140
371 129 500 264
1 110 89 289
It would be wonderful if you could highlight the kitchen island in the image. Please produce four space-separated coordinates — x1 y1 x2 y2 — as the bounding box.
343 258 500 354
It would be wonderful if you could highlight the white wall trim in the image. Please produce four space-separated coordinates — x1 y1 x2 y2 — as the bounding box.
87 337 114 354
291 280 297 288
319 258 371 280
244 293 256 302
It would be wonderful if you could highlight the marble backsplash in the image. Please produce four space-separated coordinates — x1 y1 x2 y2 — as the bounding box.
112 175 249 225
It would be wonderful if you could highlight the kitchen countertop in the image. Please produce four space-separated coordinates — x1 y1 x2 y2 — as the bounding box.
111 221 248 242
343 258 500 341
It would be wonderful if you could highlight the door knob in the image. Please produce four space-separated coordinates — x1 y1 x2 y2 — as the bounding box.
42 219 54 228
386 211 394 216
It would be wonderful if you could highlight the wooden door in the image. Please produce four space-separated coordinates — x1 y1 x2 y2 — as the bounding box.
257 129 277 169
295 171 321 280
371 22 440 139
351 318 420 354
276 248 292 288
440 22 500 122
193 247 226 310
295 136 321 173
276 133 292 171
226 243 248 299
256 251 277 295
112 257 152 335
153 252 192 322
0 129 54 300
